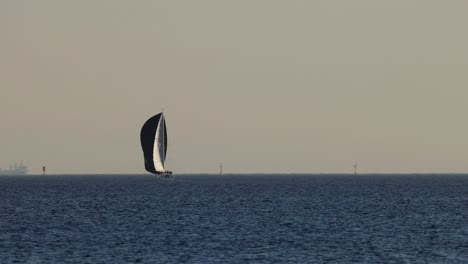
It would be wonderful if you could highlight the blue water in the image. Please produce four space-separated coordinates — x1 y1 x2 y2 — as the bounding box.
1 174 467 263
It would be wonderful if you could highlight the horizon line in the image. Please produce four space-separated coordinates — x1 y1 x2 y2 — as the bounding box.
5 172 468 176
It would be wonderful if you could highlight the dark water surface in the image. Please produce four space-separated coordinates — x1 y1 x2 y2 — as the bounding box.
1 174 467 263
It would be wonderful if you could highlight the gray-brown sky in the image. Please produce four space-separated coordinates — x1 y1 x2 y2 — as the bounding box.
2 1 468 174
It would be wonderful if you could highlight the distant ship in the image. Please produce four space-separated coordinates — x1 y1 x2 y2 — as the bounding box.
0 161 28 175
140 112 172 177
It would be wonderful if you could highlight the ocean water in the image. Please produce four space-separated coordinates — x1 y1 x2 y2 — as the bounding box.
1 174 467 263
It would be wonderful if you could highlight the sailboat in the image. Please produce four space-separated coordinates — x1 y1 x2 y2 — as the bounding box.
140 112 172 177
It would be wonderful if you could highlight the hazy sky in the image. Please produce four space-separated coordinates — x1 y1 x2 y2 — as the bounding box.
2 1 468 174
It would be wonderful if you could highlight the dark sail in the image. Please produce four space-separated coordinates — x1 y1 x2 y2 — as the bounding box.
140 113 168 174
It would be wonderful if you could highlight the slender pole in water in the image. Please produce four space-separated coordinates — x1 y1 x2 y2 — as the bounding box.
354 163 358 175
220 163 223 175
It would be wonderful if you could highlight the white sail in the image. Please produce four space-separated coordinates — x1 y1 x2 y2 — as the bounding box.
153 113 166 172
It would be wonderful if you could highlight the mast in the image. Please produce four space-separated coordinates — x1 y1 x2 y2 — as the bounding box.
160 108 166 171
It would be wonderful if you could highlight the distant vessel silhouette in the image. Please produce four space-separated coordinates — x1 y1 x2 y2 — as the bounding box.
0 161 28 175
140 112 172 177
